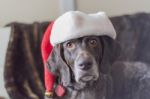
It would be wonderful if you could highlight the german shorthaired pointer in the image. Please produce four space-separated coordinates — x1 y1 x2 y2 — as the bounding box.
47 36 150 99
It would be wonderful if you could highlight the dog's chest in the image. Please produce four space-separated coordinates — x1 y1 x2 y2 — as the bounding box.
68 90 97 99
62 87 106 99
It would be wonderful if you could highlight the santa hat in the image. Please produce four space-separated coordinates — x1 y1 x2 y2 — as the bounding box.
50 11 116 46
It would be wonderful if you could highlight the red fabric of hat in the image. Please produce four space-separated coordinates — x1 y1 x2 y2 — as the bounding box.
41 22 55 92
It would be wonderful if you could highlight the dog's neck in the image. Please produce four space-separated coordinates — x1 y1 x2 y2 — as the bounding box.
61 74 112 99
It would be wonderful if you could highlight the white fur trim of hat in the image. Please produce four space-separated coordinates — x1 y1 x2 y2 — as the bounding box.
50 11 116 46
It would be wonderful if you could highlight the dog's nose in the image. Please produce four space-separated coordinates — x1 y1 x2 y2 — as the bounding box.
78 60 93 70
76 51 93 70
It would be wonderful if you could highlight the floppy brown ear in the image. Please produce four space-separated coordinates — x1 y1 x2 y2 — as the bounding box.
46 44 71 86
100 36 121 74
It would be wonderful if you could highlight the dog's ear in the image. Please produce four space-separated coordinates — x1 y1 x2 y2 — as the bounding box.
100 36 121 74
46 44 71 86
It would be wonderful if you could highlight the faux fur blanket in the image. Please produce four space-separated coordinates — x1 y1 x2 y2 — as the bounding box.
4 22 50 99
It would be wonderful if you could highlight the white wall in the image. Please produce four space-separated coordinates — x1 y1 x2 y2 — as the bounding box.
0 27 11 98
0 0 60 27
1 0 150 27
76 0 150 16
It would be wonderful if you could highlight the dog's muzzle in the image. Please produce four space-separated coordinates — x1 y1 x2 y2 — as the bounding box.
74 51 99 84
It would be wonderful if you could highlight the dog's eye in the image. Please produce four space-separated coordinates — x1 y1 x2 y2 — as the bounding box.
89 39 97 47
66 41 75 49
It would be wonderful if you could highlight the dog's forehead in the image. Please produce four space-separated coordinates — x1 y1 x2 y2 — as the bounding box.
63 36 100 44
80 36 100 40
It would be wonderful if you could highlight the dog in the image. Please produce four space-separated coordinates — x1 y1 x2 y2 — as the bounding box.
47 36 120 99
47 35 150 99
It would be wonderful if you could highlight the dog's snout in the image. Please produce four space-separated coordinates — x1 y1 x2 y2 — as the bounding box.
76 51 94 70
78 60 93 70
